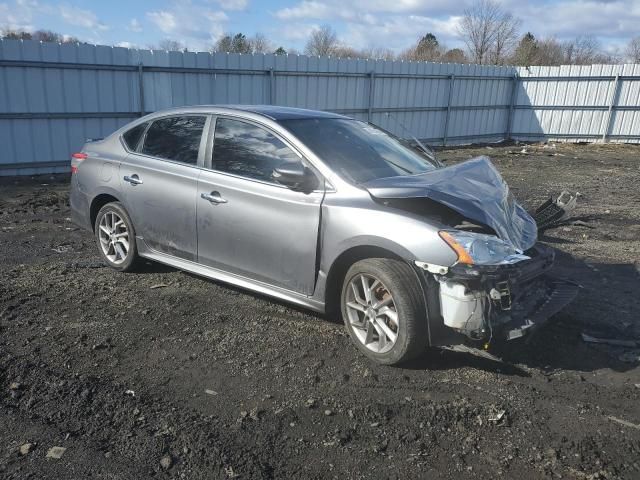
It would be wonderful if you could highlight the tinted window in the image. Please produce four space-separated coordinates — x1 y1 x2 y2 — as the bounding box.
213 118 301 182
122 122 147 151
280 118 436 184
142 116 206 165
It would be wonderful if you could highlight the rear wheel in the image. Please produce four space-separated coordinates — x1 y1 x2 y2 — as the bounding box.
341 258 428 365
94 202 140 272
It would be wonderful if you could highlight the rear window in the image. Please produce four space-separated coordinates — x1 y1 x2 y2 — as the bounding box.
141 116 207 165
122 123 147 151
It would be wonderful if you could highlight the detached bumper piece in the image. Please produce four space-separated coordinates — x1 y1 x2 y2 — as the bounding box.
503 277 579 340
431 244 578 341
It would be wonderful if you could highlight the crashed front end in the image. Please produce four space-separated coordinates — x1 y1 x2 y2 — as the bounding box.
365 156 578 343
416 244 578 342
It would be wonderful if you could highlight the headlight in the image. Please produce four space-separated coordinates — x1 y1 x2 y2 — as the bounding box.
439 230 530 265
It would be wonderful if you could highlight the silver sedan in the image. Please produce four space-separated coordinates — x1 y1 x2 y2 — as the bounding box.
70 105 577 365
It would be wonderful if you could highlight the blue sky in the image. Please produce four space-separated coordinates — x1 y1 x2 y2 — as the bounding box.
1 0 637 54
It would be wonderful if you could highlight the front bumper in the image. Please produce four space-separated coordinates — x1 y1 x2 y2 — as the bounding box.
423 244 578 342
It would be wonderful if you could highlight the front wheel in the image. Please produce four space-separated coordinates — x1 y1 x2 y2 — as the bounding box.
341 258 428 365
94 202 140 272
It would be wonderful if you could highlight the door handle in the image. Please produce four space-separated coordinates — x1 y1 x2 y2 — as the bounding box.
124 174 143 185
201 191 228 204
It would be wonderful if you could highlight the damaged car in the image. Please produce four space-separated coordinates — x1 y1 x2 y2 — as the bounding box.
70 105 578 365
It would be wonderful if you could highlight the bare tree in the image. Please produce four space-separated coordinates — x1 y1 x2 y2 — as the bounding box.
457 0 520 64
304 25 338 56
564 35 600 65
441 48 468 63
250 33 271 54
490 12 520 64
536 37 565 65
627 36 640 63
361 46 396 60
1 28 32 40
157 39 187 52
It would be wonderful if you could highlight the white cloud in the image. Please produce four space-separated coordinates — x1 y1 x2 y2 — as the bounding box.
116 40 135 48
146 0 228 50
275 1 331 20
214 0 248 10
58 4 109 31
128 18 142 33
271 0 640 55
0 0 38 31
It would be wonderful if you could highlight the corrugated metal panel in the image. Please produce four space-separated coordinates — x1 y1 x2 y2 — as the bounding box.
1 39 639 175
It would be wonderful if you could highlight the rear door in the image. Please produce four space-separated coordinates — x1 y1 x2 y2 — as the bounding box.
196 116 324 295
120 115 209 261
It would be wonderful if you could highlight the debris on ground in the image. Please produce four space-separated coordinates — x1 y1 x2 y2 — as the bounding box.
618 351 640 363
533 190 578 229
46 446 66 459
488 410 506 423
607 416 640 431
204 389 218 396
581 333 637 348
19 443 34 455
160 454 173 470
150 284 169 289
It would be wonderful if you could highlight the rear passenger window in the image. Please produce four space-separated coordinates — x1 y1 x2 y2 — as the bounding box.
122 122 147 151
142 116 206 165
212 117 301 182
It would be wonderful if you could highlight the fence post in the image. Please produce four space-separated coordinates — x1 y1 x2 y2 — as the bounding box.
138 62 145 117
268 68 275 105
442 74 455 146
506 74 518 141
602 74 621 143
367 71 375 123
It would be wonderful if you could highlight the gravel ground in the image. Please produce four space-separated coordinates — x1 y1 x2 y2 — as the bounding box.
1 142 639 479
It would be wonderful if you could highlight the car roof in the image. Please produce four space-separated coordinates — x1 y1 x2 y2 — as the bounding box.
150 105 350 121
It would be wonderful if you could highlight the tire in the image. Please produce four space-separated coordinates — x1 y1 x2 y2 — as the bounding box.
94 202 140 272
340 258 428 365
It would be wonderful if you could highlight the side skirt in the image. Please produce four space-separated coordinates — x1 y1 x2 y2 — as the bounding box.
137 238 326 313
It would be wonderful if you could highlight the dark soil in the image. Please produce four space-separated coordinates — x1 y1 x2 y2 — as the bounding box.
1 142 639 479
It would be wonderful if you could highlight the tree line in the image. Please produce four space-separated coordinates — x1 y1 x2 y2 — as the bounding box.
2 0 639 65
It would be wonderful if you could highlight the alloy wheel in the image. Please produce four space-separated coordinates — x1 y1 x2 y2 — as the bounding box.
345 274 399 354
98 211 129 265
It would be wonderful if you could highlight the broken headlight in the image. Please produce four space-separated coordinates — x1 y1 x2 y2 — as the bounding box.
439 230 530 266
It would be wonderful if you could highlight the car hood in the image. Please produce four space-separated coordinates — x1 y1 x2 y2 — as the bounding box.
363 156 537 252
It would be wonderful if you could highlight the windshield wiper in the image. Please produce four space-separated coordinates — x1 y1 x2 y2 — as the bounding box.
377 113 442 167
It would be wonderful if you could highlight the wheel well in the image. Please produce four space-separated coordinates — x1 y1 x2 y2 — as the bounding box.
89 194 119 231
324 246 404 318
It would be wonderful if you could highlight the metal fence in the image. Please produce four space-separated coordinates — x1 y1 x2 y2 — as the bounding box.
1 39 639 175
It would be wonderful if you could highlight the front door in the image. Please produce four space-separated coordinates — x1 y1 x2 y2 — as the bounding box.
121 115 208 261
197 117 324 295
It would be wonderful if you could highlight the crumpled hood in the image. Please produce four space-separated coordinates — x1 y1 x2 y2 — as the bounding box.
363 156 537 251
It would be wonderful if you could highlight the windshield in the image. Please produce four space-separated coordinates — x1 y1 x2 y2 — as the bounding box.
279 118 437 184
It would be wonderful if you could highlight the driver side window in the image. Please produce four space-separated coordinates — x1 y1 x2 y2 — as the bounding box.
212 117 301 183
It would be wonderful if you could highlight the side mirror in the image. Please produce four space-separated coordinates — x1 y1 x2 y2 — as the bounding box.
272 163 318 192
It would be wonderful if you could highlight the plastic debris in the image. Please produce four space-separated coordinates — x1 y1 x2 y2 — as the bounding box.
534 191 578 230
581 333 637 348
608 416 640 431
46 446 66 459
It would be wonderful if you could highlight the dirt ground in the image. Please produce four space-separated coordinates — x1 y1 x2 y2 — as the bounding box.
1 142 639 479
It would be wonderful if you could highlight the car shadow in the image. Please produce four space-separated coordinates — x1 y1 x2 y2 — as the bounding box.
135 246 638 376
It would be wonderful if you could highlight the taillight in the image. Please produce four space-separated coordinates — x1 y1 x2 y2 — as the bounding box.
71 152 87 174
